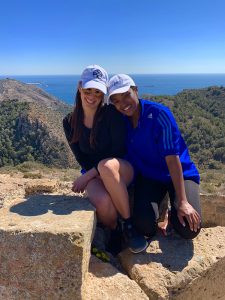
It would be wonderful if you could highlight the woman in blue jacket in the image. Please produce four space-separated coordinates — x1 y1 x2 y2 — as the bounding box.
108 74 201 239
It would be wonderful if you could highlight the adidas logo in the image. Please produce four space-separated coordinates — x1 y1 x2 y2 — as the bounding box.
147 113 153 119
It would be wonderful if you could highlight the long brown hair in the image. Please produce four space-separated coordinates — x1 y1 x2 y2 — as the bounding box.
70 90 104 148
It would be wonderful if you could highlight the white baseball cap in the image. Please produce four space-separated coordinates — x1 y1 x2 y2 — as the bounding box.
80 65 108 94
108 74 136 97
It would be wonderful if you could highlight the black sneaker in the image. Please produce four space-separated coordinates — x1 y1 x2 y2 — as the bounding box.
123 223 148 254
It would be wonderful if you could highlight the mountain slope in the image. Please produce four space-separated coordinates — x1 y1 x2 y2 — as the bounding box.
0 79 75 168
143 86 225 170
0 79 70 115
1 79 224 171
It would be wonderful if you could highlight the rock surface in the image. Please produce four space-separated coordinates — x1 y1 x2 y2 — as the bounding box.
25 179 59 196
82 256 148 300
1 172 225 299
0 173 74 209
0 194 96 299
201 194 225 227
119 227 225 300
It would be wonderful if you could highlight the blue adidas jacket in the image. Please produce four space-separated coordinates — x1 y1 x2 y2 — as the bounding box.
125 99 200 184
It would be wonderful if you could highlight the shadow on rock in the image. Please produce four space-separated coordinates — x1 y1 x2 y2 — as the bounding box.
10 194 94 216
148 233 194 272
119 232 194 273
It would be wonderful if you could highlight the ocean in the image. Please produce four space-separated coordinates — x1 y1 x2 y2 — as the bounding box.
1 74 225 105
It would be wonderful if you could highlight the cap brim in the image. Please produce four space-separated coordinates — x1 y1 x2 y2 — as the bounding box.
109 85 130 98
82 80 107 94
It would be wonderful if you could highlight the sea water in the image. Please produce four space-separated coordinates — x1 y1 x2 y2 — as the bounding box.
1 74 225 105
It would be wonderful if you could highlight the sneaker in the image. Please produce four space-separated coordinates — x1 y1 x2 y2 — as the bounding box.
123 223 148 254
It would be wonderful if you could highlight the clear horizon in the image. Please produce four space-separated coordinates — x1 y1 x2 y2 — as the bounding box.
2 73 225 103
2 73 225 76
1 0 225 75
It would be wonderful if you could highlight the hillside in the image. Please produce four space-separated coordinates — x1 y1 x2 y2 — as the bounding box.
143 85 225 171
0 79 224 179
0 79 75 168
0 79 69 115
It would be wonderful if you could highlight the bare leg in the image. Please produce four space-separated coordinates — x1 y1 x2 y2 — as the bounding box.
98 158 134 219
97 159 148 254
86 177 117 229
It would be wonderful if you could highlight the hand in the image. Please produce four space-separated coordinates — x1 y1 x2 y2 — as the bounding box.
177 201 201 232
72 174 89 193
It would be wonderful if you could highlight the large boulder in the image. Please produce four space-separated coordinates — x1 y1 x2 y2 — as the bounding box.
119 227 225 300
0 194 95 300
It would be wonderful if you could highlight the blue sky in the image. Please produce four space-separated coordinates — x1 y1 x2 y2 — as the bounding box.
0 0 225 75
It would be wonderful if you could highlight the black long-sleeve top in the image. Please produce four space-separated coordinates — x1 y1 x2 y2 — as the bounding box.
63 104 127 171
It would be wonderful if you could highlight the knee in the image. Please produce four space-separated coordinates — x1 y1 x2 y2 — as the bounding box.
178 228 201 239
172 218 202 239
98 158 119 178
179 223 201 239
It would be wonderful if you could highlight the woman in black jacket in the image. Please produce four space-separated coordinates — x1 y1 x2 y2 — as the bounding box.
63 65 147 253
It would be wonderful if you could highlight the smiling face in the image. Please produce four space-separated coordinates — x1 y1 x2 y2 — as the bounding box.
79 87 104 111
110 87 139 117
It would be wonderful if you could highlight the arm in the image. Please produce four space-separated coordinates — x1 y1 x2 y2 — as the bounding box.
63 114 98 192
155 107 200 231
165 155 201 232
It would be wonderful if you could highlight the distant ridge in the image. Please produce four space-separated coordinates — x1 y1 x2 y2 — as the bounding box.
0 79 69 114
0 79 76 168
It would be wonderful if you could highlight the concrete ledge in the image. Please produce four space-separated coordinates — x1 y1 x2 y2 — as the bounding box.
119 227 225 300
0 195 96 299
